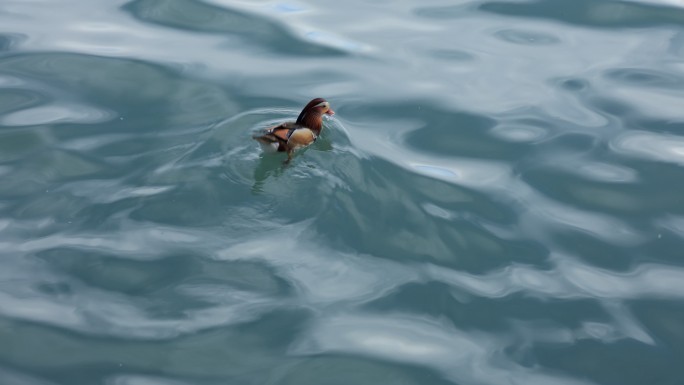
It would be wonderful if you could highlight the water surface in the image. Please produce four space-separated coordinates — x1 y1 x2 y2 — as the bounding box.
1 0 684 384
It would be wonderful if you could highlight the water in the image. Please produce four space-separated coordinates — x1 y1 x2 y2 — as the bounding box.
1 0 683 384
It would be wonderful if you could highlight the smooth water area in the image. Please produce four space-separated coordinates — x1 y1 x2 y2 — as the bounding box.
1 0 684 384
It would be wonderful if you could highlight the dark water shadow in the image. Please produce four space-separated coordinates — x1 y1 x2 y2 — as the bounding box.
0 33 26 52
604 67 684 90
364 281 609 332
534 332 679 385
122 0 346 57
479 0 684 29
0 308 311 384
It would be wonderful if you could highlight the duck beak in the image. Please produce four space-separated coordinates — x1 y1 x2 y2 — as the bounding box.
325 108 335 116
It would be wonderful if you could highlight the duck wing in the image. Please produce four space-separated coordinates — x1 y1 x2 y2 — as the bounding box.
253 122 297 151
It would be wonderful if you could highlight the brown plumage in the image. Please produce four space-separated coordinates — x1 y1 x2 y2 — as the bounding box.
253 98 335 162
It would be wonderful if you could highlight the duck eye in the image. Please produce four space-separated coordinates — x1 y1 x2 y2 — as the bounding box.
314 102 327 108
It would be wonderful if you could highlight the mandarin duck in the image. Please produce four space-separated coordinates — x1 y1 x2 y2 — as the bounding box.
253 98 334 162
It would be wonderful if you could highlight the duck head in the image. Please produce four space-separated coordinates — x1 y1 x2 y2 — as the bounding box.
296 98 334 133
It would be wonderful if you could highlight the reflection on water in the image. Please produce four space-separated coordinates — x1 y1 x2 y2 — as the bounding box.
612 130 684 165
1 0 684 384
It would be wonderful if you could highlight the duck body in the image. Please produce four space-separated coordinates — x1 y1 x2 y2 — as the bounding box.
253 98 334 162
255 122 317 154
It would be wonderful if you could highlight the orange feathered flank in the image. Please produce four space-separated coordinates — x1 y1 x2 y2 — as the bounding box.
253 98 335 162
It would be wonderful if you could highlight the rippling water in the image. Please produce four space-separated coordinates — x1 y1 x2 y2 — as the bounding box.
1 0 684 384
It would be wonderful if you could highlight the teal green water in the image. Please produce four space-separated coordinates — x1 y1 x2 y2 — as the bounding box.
1 1 684 384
